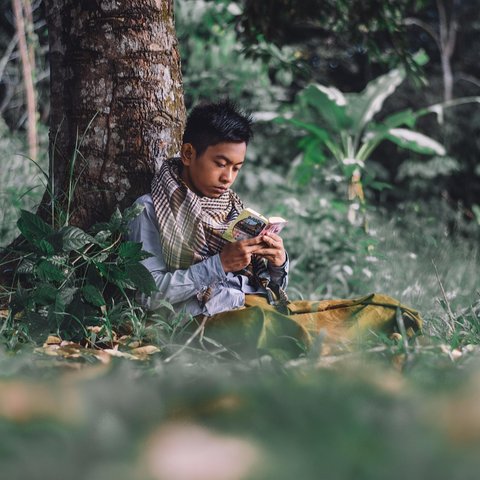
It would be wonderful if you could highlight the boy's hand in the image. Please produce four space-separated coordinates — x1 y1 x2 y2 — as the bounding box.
220 236 265 273
254 232 286 267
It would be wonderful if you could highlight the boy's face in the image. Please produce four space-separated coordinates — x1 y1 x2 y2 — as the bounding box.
180 142 246 198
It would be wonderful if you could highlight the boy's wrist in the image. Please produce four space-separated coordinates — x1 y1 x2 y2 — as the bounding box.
267 250 287 267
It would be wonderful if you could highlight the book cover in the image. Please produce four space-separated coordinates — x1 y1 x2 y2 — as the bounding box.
222 208 287 242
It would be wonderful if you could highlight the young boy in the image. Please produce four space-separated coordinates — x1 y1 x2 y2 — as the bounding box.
128 100 288 317
128 100 421 358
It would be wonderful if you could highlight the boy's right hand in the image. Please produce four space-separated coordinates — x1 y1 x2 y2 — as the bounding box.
219 237 264 273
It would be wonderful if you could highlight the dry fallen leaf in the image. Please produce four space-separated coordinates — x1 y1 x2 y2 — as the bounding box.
36 342 101 362
43 335 62 346
103 349 139 360
131 345 160 357
86 326 103 334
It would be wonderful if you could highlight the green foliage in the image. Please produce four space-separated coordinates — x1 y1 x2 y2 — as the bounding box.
239 174 480 353
175 0 293 111
281 57 442 180
283 189 374 299
239 0 430 74
396 155 461 197
279 59 480 224
2 205 156 346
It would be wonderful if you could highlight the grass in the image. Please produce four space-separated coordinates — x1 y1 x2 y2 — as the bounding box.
239 179 480 348
1 349 480 479
2 138 480 479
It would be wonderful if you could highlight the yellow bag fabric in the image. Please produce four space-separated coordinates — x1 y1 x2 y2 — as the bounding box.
202 293 422 360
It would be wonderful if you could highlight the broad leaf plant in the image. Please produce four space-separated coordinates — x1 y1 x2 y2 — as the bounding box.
280 54 480 226
2 204 156 346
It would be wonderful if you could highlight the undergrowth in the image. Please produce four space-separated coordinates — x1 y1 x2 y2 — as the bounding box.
0 205 158 349
240 179 480 353
1 133 479 362
1 149 480 480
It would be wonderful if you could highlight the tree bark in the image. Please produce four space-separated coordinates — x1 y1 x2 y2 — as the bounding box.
42 0 186 229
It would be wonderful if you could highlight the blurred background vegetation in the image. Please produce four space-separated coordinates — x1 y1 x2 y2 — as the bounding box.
177 0 480 331
2 1 480 478
0 0 479 342
1 0 479 339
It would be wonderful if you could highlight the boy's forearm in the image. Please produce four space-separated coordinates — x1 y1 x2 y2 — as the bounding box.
145 254 228 306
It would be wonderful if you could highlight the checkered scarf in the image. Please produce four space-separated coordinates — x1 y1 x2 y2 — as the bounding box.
151 158 270 286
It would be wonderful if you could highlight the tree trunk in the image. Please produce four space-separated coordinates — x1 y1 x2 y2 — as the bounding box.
42 0 186 229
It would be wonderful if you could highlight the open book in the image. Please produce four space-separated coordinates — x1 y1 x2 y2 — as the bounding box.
222 208 287 242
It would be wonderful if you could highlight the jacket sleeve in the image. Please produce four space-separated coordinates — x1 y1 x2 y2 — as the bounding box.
127 196 229 307
268 255 289 291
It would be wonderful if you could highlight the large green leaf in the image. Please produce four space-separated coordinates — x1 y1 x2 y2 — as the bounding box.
37 260 66 282
91 208 123 235
294 137 326 185
154 299 175 313
385 129 446 156
94 262 132 291
300 84 351 131
302 137 327 165
122 203 145 223
109 208 123 231
16 258 35 275
60 226 95 252
124 263 157 295
48 288 73 328
94 230 111 245
118 241 143 260
82 284 106 307
346 68 405 134
38 239 55 255
33 283 58 305
17 210 54 244
381 109 418 129
58 287 77 308
277 116 330 141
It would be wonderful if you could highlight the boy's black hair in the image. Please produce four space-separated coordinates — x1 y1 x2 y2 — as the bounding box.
182 100 253 155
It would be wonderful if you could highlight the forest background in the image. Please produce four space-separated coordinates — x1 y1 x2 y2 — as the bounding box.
1 1 480 479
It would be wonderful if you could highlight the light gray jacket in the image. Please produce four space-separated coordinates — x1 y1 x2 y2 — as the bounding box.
127 194 289 317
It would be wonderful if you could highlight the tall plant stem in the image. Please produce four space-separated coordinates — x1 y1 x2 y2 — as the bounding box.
12 0 37 160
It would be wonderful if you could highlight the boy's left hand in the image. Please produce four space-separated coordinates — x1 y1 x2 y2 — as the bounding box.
255 231 286 267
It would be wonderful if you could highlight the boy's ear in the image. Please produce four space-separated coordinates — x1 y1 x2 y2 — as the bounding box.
181 143 196 166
